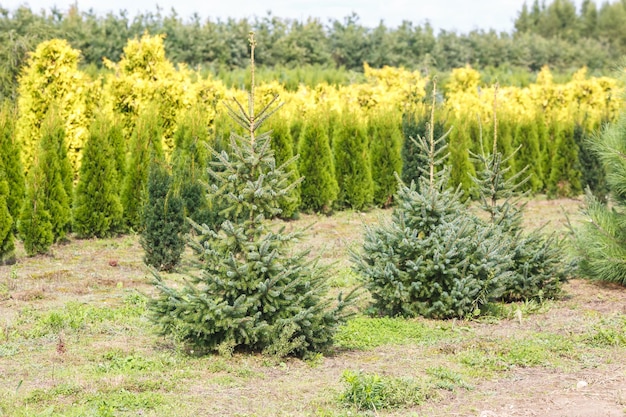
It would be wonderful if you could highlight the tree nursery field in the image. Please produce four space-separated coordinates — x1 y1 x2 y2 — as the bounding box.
0 198 624 417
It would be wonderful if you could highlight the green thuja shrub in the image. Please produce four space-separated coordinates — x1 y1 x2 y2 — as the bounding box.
0 168 15 264
547 124 582 198
149 34 356 356
141 159 185 271
570 112 626 286
32 108 72 243
0 102 25 227
73 112 124 238
368 110 402 208
513 120 544 193
333 110 374 210
171 105 215 228
266 115 300 218
353 86 512 319
298 111 339 213
121 106 164 231
18 162 54 256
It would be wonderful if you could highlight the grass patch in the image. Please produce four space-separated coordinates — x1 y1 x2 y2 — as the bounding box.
582 314 626 347
334 317 459 350
339 370 429 411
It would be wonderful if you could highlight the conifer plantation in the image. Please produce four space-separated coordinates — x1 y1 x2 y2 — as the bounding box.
266 115 301 218
0 166 15 264
368 110 403 207
149 34 356 356
73 112 124 238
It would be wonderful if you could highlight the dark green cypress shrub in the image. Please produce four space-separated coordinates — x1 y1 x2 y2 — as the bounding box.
73 112 124 238
333 110 374 210
109 117 127 189
368 110 403 208
547 125 582 198
298 112 339 213
141 159 185 271
0 102 24 228
149 34 355 356
121 106 164 231
0 169 15 264
574 122 608 200
447 116 477 199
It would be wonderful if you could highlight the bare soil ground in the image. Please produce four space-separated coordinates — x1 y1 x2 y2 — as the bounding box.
0 197 624 417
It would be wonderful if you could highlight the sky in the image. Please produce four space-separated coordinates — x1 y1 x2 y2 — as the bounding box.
1 0 585 33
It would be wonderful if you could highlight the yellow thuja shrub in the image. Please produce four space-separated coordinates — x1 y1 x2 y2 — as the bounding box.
103 33 196 156
16 39 95 175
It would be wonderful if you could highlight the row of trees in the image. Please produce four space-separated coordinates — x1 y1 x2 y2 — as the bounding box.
2 1 626 100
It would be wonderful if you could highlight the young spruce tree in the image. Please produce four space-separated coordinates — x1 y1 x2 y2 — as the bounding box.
73 112 124 238
354 83 512 319
149 33 356 356
471 88 568 301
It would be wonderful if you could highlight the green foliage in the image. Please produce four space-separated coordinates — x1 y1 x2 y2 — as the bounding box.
354 96 513 319
513 120 544 193
149 35 356 357
121 106 164 231
339 370 426 411
266 115 301 218
141 160 185 272
17 156 54 256
298 112 339 213
368 110 402 207
18 108 72 253
333 110 374 210
73 112 124 238
400 110 446 188
171 105 215 228
574 123 608 200
0 172 15 264
547 124 582 198
0 102 25 225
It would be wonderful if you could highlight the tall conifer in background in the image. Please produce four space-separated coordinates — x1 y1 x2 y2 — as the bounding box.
267 115 301 218
0 102 24 227
298 111 339 213
121 106 164 231
0 166 15 264
401 110 446 188
368 110 403 207
547 124 582 197
73 112 124 238
150 33 355 356
171 105 213 228
141 159 185 271
333 110 374 210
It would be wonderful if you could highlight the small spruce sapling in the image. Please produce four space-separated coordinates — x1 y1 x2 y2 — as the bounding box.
354 81 512 319
471 86 568 301
149 33 356 356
